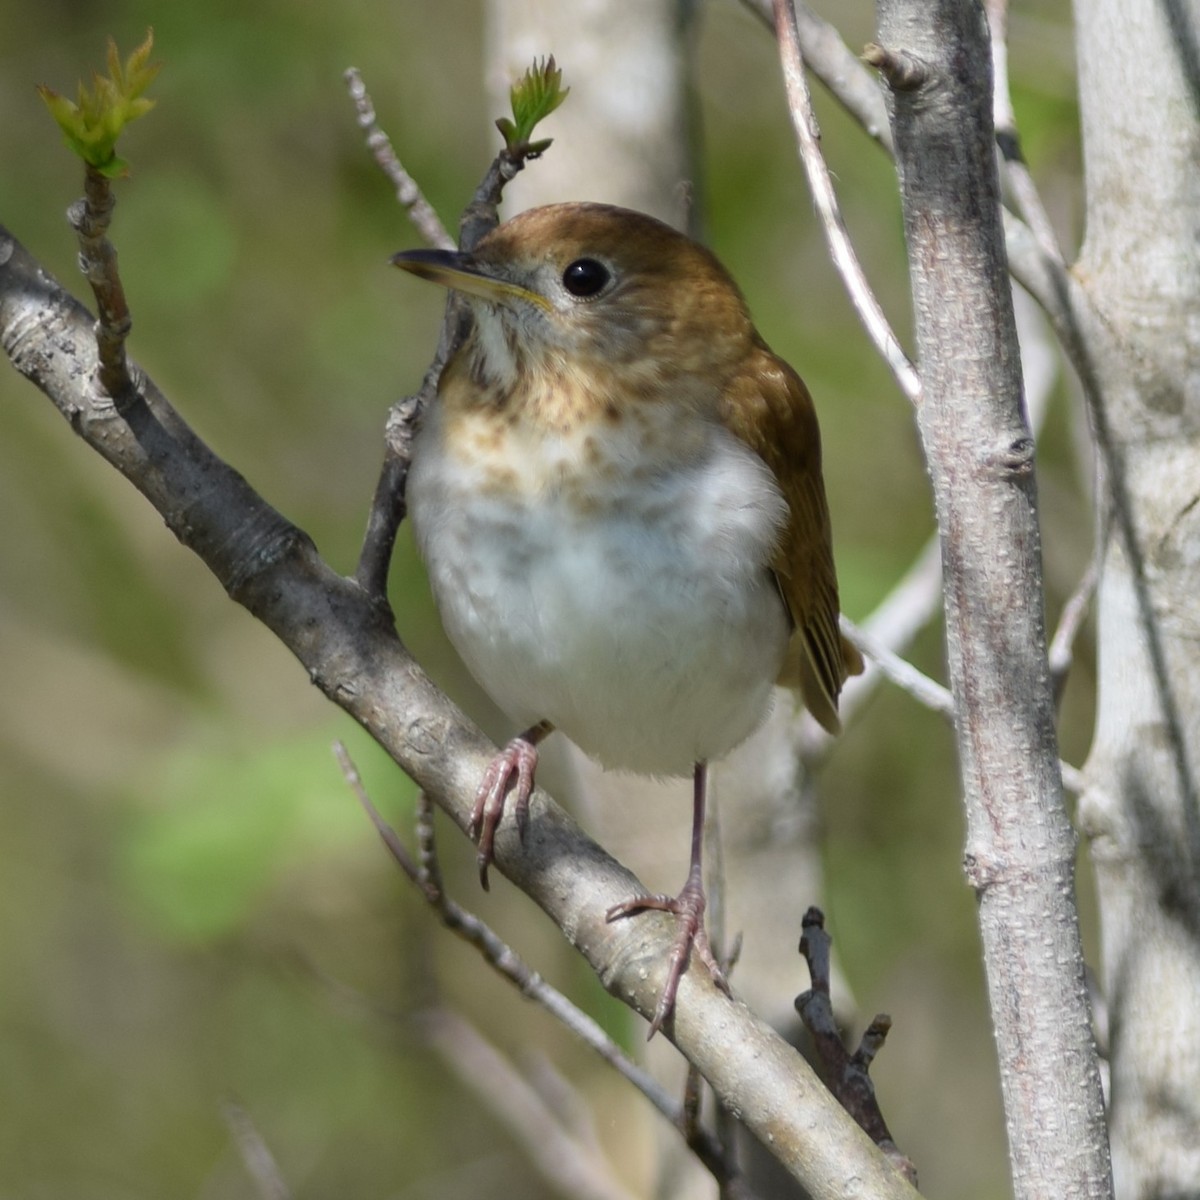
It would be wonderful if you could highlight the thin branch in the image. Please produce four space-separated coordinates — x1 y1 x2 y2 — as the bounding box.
772 0 922 407
351 91 550 597
985 0 1066 266
221 1100 292 1200
1049 559 1098 703
68 166 138 408
746 0 1082 392
795 909 917 1186
826 536 943 743
354 392 424 597
841 616 954 719
421 1008 642 1200
344 67 454 250
740 0 893 150
331 742 754 1196
803 281 1063 763
840 614 1085 795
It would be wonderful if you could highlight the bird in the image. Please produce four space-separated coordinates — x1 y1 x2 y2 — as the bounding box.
392 202 861 1036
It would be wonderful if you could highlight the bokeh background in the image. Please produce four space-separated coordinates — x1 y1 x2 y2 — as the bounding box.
1 2 1090 1197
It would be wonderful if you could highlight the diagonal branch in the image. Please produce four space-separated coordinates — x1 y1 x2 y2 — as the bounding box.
348 71 552 600
746 0 1084 377
0 224 919 1200
740 0 893 150
345 67 454 251
335 749 758 1197
985 0 1067 267
772 0 921 406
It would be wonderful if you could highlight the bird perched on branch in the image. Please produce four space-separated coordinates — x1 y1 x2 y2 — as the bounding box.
393 202 861 1036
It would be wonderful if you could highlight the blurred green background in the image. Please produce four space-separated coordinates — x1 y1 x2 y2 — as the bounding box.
1 2 1090 1197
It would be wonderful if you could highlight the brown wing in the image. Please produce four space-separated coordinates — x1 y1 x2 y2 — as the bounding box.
721 338 863 734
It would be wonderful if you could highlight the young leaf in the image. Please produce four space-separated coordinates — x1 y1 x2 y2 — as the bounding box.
37 28 161 177
495 56 569 155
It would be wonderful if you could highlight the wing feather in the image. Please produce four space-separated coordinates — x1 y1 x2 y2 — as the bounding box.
721 338 862 733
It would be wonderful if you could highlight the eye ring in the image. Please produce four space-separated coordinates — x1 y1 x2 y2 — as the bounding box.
561 258 611 298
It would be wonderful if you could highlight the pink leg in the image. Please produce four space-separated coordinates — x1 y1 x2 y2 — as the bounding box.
606 762 729 1037
470 719 553 889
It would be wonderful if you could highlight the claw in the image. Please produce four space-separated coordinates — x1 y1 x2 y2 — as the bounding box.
469 721 552 889
607 864 728 1038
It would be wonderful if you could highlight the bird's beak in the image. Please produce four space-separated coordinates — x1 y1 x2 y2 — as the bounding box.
390 248 550 311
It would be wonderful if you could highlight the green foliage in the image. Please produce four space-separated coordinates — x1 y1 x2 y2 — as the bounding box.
37 29 160 177
494 55 568 157
121 727 415 942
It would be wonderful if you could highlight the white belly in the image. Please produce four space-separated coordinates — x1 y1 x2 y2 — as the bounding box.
408 410 790 776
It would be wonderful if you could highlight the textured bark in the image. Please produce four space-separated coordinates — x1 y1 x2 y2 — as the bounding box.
873 1 1113 1197
1072 0 1200 1194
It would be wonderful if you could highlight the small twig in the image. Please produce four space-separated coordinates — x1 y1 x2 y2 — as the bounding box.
834 620 1085 794
350 93 547 595
344 68 454 250
739 0 893 150
68 165 140 410
221 1100 292 1200
332 742 755 1196
1049 559 1098 703
795 908 917 1186
422 1009 641 1200
841 616 955 719
343 68 456 597
803 283 1064 760
458 146 530 252
773 0 922 407
747 0 1078 380
354 391 424 597
985 0 1066 267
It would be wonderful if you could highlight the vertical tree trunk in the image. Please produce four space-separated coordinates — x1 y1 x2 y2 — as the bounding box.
873 0 1112 1196
1073 0 1200 1194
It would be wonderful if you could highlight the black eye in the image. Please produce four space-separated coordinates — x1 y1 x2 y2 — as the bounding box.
562 258 610 298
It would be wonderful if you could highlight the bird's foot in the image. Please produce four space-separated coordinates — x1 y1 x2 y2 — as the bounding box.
470 721 552 889
606 866 729 1038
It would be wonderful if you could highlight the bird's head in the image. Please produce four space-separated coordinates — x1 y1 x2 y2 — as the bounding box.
392 202 757 393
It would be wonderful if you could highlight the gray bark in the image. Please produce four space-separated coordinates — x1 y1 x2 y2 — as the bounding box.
1072 0 1200 1194
873 1 1113 1197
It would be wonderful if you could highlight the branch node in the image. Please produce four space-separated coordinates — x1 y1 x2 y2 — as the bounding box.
984 434 1036 478
862 43 930 91
963 848 1008 893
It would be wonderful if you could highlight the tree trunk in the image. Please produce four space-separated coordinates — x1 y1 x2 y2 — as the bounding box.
873 0 1113 1196
1073 0 1200 1194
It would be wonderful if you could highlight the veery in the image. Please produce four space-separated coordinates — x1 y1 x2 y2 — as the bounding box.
393 202 861 1035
